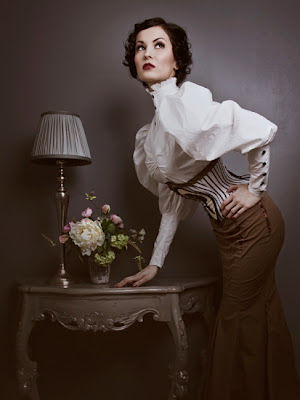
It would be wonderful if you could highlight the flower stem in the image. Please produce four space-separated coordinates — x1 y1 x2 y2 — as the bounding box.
128 240 142 254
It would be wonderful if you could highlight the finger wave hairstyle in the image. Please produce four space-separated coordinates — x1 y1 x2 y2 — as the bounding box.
123 17 192 86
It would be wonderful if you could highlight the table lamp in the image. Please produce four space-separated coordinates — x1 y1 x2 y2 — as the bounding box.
31 111 92 287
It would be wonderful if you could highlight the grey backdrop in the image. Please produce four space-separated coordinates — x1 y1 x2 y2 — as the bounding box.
1 0 299 398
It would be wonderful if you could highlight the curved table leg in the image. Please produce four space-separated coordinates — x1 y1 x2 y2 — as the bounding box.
16 294 39 399
167 294 189 400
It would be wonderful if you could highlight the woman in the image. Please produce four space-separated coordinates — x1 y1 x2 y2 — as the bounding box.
116 17 300 399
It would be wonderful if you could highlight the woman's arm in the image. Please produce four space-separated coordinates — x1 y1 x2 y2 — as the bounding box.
115 212 180 287
115 182 198 287
122 122 198 287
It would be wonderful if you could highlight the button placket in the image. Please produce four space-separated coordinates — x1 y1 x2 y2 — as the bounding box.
152 96 158 126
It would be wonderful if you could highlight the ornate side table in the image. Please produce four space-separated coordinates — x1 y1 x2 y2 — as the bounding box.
16 277 218 399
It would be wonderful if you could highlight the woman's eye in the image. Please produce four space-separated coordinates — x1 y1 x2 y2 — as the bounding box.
136 45 145 51
155 42 165 49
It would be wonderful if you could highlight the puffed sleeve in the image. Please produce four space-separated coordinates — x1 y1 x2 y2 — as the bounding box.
133 124 198 268
159 82 277 197
159 82 277 161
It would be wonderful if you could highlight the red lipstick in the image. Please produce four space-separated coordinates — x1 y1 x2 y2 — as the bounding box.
143 63 155 70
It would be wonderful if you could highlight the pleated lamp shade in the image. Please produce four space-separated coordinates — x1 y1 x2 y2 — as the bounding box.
31 111 92 165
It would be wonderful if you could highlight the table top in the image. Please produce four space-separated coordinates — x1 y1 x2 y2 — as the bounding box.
19 276 219 295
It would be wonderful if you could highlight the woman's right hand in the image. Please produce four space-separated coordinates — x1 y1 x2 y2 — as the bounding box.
114 265 159 288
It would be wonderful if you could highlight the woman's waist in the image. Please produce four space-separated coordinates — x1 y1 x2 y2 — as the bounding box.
167 158 250 222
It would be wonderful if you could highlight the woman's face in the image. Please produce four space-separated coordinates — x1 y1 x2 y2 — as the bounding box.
134 26 177 88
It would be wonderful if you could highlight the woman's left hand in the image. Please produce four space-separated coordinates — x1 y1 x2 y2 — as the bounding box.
114 265 159 288
220 184 261 219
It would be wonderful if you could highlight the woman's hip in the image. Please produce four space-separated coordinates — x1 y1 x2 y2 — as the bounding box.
210 192 284 252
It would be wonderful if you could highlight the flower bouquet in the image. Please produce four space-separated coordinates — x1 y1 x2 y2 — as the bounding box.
58 192 146 284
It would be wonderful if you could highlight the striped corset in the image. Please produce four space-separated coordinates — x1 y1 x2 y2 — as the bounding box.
167 158 250 222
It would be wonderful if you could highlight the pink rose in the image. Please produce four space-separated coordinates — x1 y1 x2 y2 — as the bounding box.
59 234 69 244
110 214 123 227
63 223 72 232
81 207 93 217
102 204 111 214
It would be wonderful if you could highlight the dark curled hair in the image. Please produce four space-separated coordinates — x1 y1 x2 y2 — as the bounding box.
123 17 192 86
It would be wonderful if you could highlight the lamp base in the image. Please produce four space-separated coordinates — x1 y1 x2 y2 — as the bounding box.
48 265 74 288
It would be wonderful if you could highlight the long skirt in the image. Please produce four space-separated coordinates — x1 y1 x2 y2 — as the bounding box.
203 193 300 400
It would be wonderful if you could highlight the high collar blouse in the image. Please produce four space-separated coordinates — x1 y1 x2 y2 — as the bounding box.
133 78 278 268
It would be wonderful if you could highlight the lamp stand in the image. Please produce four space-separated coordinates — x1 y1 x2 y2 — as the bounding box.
48 160 74 288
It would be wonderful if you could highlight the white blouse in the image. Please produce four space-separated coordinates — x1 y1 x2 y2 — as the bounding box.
133 78 277 268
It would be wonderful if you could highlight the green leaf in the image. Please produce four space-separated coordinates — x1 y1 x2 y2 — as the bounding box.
101 218 109 231
97 245 104 254
106 222 116 234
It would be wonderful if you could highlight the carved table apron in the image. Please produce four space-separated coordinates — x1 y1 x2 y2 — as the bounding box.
16 277 218 399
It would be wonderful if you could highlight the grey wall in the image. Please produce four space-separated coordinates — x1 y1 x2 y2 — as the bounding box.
1 0 299 398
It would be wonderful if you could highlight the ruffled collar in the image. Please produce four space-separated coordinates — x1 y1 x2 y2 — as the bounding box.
146 77 177 92
146 78 179 105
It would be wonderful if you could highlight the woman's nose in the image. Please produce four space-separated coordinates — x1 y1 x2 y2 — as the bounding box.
144 47 153 58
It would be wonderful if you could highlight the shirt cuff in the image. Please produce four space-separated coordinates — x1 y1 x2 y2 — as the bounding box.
247 145 270 197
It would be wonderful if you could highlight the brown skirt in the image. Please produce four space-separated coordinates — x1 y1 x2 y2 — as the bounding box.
203 193 300 400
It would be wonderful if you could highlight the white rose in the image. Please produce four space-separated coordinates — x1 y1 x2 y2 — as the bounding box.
69 218 105 256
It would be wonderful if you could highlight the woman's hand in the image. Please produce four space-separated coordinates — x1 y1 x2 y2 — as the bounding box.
220 184 261 219
115 265 159 288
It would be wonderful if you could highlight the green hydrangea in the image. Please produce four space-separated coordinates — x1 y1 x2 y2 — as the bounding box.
94 250 115 266
110 234 129 250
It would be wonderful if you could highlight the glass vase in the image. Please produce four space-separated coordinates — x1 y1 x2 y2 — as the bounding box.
88 258 111 284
